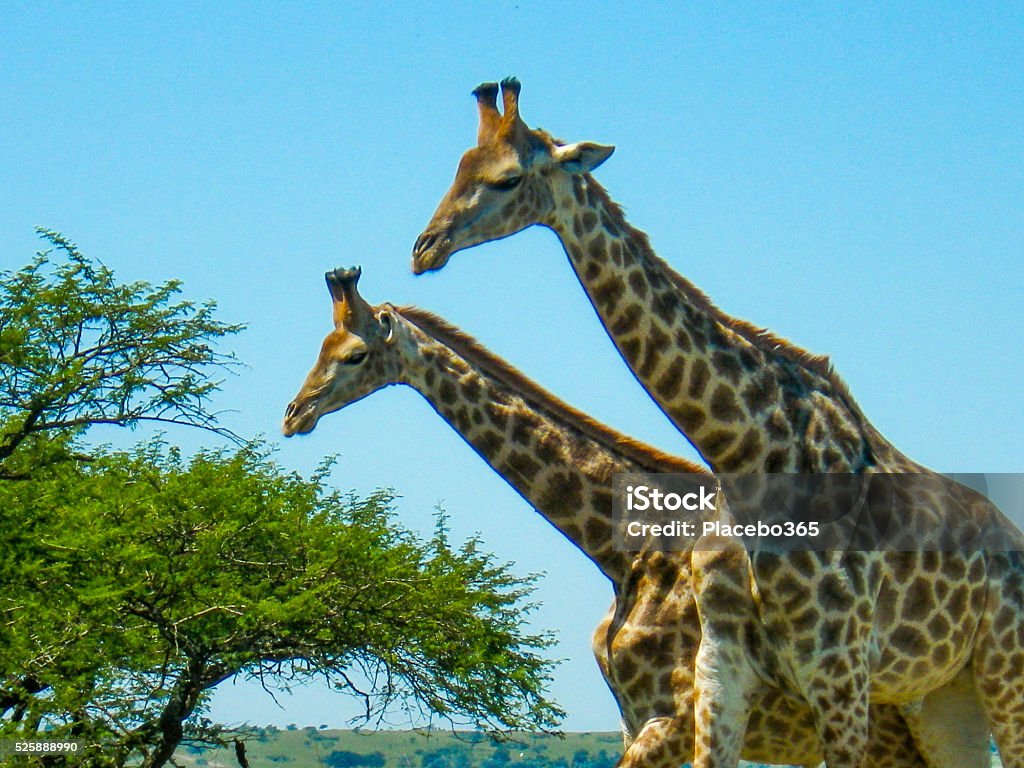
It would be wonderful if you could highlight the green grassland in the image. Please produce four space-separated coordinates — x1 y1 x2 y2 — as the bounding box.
174 728 625 768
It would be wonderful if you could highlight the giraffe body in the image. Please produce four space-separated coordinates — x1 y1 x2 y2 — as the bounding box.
284 270 936 768
412 79 1023 768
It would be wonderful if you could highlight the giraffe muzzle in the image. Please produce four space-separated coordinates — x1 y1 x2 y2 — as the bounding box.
282 398 318 437
412 229 453 274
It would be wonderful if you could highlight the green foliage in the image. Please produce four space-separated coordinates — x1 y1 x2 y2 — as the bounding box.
421 745 472 768
0 234 563 767
569 750 615 768
0 442 562 765
0 229 241 476
483 745 512 768
326 749 387 768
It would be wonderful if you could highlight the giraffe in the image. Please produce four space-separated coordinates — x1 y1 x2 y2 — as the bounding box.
410 78 1024 768
283 268 933 768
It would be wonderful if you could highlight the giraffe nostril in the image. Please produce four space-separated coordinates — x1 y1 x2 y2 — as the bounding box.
285 401 298 419
414 231 438 257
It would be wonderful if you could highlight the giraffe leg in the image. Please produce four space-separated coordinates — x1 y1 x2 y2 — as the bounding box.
691 653 754 768
690 537 759 768
806 680 871 768
866 704 930 768
897 669 990 768
971 557 1024 768
976 655 1024 768
615 716 694 768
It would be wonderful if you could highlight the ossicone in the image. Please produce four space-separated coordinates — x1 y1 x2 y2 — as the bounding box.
325 265 370 327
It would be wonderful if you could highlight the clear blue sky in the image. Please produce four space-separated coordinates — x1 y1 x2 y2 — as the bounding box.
2 1 1021 733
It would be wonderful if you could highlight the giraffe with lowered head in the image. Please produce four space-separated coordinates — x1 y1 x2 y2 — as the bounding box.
411 78 1024 768
283 268 931 768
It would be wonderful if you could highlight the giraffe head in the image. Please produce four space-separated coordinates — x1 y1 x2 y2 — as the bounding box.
282 267 401 436
412 77 615 274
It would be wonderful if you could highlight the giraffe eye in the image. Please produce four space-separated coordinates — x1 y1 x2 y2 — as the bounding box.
489 175 522 191
343 350 368 366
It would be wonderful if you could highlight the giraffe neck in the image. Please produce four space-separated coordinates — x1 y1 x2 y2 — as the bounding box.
392 307 707 584
541 174 883 473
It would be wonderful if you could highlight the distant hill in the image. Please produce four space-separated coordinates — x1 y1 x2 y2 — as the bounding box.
174 728 624 768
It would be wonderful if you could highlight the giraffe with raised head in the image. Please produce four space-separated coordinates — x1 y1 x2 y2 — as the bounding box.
283 268 932 768
411 79 1024 768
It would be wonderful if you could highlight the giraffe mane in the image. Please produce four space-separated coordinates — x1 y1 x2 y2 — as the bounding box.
581 178 869 423
395 305 707 476
529 125 864 413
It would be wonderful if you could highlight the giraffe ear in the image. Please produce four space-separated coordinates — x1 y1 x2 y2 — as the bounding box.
552 142 615 174
377 308 396 344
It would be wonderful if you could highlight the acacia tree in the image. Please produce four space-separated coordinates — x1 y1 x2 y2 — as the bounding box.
0 229 241 476
0 235 563 766
0 444 561 766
